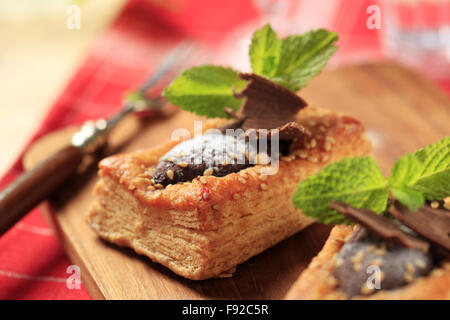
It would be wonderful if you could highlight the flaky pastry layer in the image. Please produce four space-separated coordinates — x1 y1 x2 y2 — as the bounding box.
88 106 372 279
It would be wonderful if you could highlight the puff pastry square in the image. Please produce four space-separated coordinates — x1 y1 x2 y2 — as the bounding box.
87 106 371 280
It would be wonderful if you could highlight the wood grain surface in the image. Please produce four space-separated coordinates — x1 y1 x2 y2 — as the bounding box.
23 62 450 299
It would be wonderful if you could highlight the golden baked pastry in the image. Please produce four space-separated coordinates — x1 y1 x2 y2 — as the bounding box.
285 224 450 300
87 106 371 280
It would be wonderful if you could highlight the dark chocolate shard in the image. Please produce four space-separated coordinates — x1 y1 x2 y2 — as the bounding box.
329 201 430 252
389 201 450 258
234 73 310 141
334 226 434 297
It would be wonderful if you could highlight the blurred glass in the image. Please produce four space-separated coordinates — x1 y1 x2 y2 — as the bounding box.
383 0 450 79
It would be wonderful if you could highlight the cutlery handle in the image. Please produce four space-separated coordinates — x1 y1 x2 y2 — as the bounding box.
0 145 83 236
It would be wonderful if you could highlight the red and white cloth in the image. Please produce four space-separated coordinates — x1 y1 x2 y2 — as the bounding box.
0 0 448 299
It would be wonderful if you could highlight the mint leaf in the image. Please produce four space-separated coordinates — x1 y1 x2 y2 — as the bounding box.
389 153 425 210
389 137 450 201
390 186 425 211
410 136 450 200
250 27 338 92
249 24 281 77
292 157 389 224
162 65 247 118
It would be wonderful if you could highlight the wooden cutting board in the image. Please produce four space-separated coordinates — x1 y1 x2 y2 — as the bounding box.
23 62 450 299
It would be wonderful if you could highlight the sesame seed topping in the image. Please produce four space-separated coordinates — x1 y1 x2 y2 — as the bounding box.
360 283 374 295
238 177 247 184
324 142 332 151
259 174 268 181
308 155 318 163
369 258 383 267
325 136 336 144
260 183 268 190
203 168 214 176
298 150 308 159
404 272 414 283
322 154 330 162
178 162 188 168
166 169 174 180
405 262 415 273
167 157 175 162
233 193 241 200
310 139 317 148
414 259 426 269
430 201 439 209
199 177 208 184
319 126 326 133
147 185 155 191
154 184 164 189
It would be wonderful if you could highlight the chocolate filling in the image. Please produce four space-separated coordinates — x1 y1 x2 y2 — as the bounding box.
334 227 434 298
152 132 290 186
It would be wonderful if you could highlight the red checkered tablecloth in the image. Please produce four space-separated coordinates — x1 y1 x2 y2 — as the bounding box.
0 0 448 299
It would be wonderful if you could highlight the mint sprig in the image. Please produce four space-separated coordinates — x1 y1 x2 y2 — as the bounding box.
292 137 450 222
250 25 338 91
162 66 247 118
291 157 389 224
163 25 338 118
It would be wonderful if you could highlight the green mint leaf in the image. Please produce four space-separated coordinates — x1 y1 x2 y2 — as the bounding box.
389 137 450 201
389 153 425 210
162 65 247 118
249 24 281 77
390 186 425 211
291 157 389 224
410 136 450 200
251 28 338 92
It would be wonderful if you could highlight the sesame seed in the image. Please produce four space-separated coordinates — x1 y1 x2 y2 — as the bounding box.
310 139 317 148
178 162 188 168
298 150 308 159
154 184 164 189
335 258 343 267
238 177 247 184
213 204 220 210
405 262 415 273
147 186 155 191
233 193 241 200
369 258 383 267
360 283 374 295
319 126 326 133
260 183 268 190
128 185 136 191
203 192 210 200
324 142 332 151
430 201 439 209
259 174 268 181
325 136 336 144
404 272 414 283
167 157 175 162
444 196 450 205
203 168 214 176
199 177 207 184
150 179 156 185
414 259 426 269
240 172 248 179
308 155 318 163
166 169 174 180
322 154 330 162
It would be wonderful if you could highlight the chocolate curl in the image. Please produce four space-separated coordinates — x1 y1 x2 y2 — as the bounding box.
330 201 430 252
389 201 450 258
234 73 310 141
